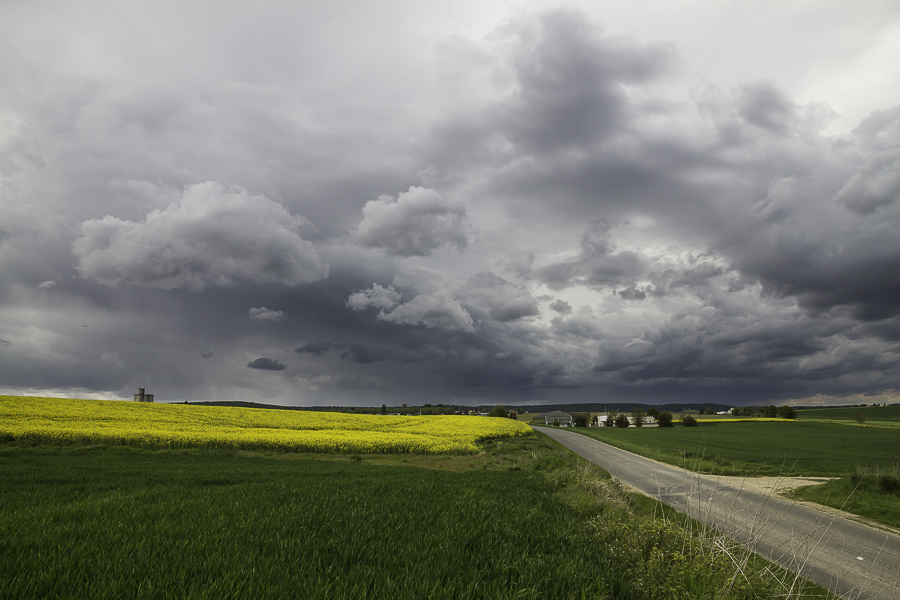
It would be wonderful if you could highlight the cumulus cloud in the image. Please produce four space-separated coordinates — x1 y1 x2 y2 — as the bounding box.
833 148 900 215
247 357 287 371
355 186 470 256
379 293 476 331
462 272 539 322
549 299 572 314
536 221 647 290
249 306 285 324
346 283 402 311
349 283 476 332
74 182 328 292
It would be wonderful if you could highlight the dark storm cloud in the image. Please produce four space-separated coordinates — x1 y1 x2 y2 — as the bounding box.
247 358 287 371
2 3 899 406
496 9 673 155
295 341 388 364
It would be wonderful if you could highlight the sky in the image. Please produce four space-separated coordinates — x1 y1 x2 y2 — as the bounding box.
2 1 900 407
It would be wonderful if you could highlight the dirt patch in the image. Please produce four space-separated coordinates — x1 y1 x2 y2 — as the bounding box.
705 474 834 496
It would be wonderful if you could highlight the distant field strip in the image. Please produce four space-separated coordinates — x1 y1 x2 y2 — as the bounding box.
0 396 532 453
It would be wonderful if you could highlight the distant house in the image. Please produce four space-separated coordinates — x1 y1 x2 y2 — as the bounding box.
539 410 572 427
133 387 154 403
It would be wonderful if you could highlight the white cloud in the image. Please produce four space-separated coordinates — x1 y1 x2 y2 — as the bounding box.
73 182 328 292
379 293 475 332
346 283 402 311
348 281 475 332
355 186 470 256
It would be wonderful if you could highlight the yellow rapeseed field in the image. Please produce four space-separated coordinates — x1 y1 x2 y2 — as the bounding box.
0 395 533 454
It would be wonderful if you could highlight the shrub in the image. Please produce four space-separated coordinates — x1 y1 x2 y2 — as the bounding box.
657 411 673 427
778 405 796 419
488 405 508 418
878 475 900 494
631 409 645 428
573 413 590 427
614 414 630 428
681 414 698 427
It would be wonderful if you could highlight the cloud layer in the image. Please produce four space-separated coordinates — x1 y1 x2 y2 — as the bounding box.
1 3 899 406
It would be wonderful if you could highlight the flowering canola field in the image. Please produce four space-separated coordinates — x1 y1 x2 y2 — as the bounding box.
0 396 533 454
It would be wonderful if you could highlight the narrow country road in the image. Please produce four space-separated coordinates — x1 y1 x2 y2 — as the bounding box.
534 426 900 600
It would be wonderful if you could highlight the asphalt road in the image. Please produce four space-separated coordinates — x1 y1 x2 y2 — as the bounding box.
534 426 900 600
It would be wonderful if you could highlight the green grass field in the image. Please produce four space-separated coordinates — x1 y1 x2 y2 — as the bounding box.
571 421 898 476
797 404 900 422
0 438 835 600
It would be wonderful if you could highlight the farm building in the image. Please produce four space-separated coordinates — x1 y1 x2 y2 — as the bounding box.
539 410 572 426
133 387 154 403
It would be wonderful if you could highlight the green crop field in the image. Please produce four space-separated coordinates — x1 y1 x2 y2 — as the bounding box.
797 404 900 422
571 421 898 477
0 438 835 599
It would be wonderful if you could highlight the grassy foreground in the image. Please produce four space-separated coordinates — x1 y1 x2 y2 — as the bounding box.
0 437 835 599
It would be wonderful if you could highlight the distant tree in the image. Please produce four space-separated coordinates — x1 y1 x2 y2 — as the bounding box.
698 409 706 415
614 414 630 428
658 411 673 427
778 405 796 419
853 411 867 424
605 411 617 427
573 413 590 427
488 405 508 418
509 410 517 420
631 409 645 428
681 414 698 427
646 408 660 419
381 403 387 415
763 405 778 418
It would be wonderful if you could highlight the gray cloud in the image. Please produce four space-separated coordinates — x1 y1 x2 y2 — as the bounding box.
738 83 797 133
549 299 571 315
462 272 539 322
74 182 328 292
247 358 287 371
833 148 900 215
355 186 470 256
249 307 285 324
